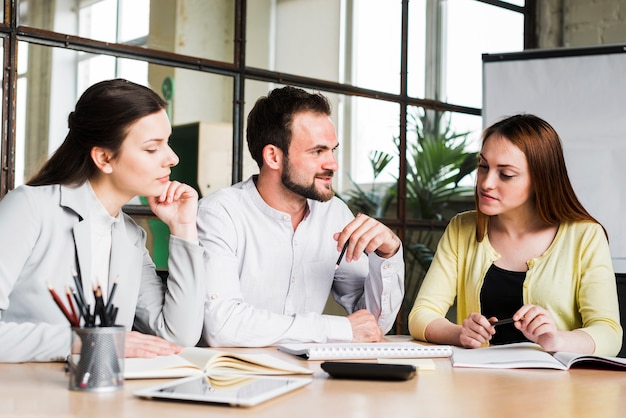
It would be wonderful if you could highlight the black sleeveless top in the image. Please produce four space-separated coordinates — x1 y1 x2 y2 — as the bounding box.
480 264 529 345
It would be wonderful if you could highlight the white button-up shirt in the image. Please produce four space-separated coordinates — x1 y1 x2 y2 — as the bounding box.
198 176 404 347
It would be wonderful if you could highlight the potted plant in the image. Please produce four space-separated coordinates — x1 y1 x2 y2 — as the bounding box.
340 109 477 333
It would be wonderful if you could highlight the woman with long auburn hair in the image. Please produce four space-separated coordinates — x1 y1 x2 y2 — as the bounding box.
409 114 622 356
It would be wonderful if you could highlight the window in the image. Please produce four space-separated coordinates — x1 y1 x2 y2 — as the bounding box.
0 0 529 328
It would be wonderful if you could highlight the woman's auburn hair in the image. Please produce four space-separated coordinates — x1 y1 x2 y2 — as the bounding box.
475 114 604 242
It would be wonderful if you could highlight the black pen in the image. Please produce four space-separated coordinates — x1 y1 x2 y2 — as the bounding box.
491 318 515 327
72 270 87 311
93 284 106 326
70 286 88 323
105 277 119 313
335 239 349 270
104 277 119 326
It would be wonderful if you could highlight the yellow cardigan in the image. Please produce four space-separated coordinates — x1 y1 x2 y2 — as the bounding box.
408 211 623 356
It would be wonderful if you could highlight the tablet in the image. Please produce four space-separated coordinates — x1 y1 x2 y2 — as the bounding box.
134 375 313 408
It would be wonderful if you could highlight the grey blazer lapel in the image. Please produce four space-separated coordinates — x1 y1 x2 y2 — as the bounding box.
73 220 92 292
61 182 144 329
61 183 93 292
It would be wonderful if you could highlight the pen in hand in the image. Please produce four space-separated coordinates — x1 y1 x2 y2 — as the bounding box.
335 239 349 270
491 318 515 327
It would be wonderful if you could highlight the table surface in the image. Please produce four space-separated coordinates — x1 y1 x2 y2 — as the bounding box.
2 337 626 418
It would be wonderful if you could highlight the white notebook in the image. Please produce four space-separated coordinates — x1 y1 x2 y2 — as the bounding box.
277 342 452 361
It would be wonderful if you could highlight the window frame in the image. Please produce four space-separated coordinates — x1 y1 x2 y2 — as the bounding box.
0 0 533 234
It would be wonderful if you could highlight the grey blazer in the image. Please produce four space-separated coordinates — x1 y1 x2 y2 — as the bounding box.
0 182 206 362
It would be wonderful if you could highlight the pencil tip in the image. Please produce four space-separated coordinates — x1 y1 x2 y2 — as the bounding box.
334 265 339 270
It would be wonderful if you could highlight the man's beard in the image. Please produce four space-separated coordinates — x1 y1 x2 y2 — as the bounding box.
281 160 335 202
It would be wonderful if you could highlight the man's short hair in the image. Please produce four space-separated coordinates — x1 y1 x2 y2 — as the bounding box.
246 86 331 168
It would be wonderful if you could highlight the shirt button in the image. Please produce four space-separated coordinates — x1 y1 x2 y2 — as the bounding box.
291 277 296 283
283 215 289 221
382 263 390 270
210 294 218 300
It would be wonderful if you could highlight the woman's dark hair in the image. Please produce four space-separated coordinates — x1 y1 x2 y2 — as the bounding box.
475 114 603 241
246 86 331 168
28 79 167 186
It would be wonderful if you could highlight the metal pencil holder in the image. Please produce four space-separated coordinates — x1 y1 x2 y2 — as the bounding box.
68 326 125 392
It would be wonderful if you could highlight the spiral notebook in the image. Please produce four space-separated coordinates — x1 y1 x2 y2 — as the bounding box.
277 342 452 361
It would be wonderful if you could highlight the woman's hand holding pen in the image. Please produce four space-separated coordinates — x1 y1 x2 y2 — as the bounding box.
512 304 562 351
148 181 198 242
507 304 595 353
333 214 401 265
458 313 497 348
459 312 528 348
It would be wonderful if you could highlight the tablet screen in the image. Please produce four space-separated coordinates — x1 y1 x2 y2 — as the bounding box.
134 375 313 407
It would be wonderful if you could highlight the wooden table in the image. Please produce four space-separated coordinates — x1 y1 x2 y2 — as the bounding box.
2 339 626 418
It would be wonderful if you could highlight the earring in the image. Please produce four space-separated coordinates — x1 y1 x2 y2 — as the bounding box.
103 166 113 174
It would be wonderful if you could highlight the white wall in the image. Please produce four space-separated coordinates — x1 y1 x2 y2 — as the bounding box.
483 47 626 271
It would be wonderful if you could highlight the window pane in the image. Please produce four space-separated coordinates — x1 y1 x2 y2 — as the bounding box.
351 0 403 93
248 0 403 93
408 0 427 98
449 110 482 188
15 43 78 185
119 0 150 43
445 0 524 108
117 58 149 86
340 97 400 219
405 108 479 221
148 0 235 62
16 43 234 193
247 0 343 85
77 54 117 92
79 0 117 42
18 0 234 62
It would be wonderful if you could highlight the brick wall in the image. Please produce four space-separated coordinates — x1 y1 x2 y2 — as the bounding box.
536 0 626 48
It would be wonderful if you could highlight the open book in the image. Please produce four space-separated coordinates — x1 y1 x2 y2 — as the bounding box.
451 342 626 370
277 342 452 361
124 347 313 379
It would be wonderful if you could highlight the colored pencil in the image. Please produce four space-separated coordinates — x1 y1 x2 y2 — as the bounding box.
48 284 79 327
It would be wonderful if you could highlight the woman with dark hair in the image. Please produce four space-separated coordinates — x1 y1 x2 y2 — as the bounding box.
409 114 622 356
0 79 205 362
